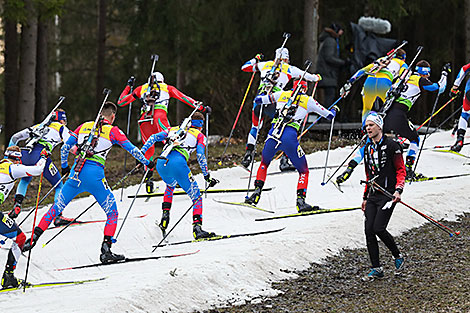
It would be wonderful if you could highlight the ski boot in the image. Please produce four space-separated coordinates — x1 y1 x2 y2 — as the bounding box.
54 213 77 227
361 267 384 282
8 194 24 219
145 170 154 194
451 129 465 152
22 226 44 252
158 202 171 231
279 155 296 172
405 156 425 181
100 236 125 264
394 254 405 274
1 270 21 289
245 180 264 205
296 189 319 213
241 144 255 168
192 215 216 240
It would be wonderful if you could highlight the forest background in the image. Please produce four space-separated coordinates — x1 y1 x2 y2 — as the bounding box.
0 0 468 144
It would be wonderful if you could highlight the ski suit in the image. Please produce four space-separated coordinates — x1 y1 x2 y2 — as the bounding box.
384 73 446 160
141 126 209 223
362 135 406 268
36 119 150 239
9 122 71 202
241 58 321 148
348 57 408 122
118 82 201 160
451 63 470 131
254 90 334 194
0 158 45 272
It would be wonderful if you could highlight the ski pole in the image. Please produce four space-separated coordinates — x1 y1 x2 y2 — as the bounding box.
114 168 149 240
120 86 134 202
151 185 213 253
23 172 44 292
366 180 461 237
321 134 367 186
413 91 441 175
428 104 463 136
416 95 458 132
205 112 209 198
321 116 336 184
18 174 67 227
41 165 140 248
218 72 255 166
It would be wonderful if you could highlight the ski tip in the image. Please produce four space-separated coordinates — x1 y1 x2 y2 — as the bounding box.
42 243 47 248
320 182 326 186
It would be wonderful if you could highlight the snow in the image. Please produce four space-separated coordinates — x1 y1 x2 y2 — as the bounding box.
1 130 469 312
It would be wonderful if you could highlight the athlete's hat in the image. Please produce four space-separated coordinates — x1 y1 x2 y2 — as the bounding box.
365 111 384 129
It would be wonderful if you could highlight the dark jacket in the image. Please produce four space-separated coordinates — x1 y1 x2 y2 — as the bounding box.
363 135 406 199
316 28 346 87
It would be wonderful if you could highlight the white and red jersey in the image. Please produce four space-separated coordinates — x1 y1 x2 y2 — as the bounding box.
9 122 71 152
118 82 198 113
0 158 45 204
452 63 470 88
241 58 321 92
61 119 148 168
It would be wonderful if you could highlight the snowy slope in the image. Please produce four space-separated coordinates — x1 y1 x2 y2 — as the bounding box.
1 130 469 312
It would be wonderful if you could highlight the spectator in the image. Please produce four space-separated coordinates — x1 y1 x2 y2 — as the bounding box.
316 23 347 106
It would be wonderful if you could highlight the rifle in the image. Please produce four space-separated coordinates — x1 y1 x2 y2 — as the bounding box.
139 54 160 124
268 60 312 147
381 46 423 114
260 32 291 95
25 96 66 151
366 40 408 75
70 88 111 183
158 104 202 163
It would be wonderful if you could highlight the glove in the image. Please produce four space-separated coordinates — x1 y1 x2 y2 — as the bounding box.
340 82 352 97
61 165 70 177
201 105 212 115
336 166 354 184
127 76 135 87
40 148 50 159
441 63 451 76
255 53 264 61
254 96 263 105
330 105 340 118
315 74 322 81
8 202 22 219
204 174 219 188
449 86 460 98
146 160 156 170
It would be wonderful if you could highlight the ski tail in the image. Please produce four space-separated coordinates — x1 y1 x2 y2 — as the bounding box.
0 277 106 293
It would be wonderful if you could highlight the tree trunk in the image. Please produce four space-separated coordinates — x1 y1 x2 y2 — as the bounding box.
17 0 38 130
36 18 49 122
176 34 185 123
465 0 470 60
303 0 319 71
3 17 20 140
96 0 107 106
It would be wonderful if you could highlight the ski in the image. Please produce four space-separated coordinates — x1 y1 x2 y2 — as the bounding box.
255 207 361 221
233 162 251 173
0 277 106 293
212 198 275 213
424 142 470 150
431 149 470 159
153 228 285 248
240 164 342 179
406 173 470 183
131 188 274 198
26 214 148 233
55 250 200 271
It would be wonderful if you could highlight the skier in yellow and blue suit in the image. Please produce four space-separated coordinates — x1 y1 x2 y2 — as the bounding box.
340 49 408 123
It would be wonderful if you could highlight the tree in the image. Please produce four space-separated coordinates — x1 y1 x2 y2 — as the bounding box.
303 0 319 70
17 0 38 130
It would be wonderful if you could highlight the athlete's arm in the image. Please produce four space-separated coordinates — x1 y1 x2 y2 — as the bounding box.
10 159 46 179
140 131 169 155
195 133 209 177
117 85 143 107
